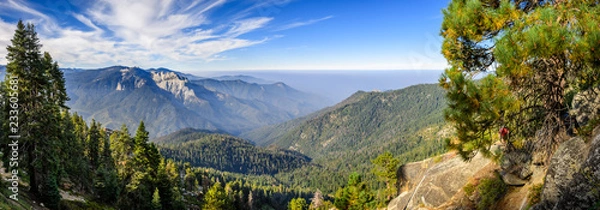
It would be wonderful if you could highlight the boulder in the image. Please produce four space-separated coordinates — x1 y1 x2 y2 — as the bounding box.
500 173 527 186
532 137 587 209
388 153 492 210
552 132 600 209
500 148 533 181
571 87 600 126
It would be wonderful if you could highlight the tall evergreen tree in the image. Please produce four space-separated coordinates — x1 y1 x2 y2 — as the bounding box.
95 128 120 203
111 124 135 183
203 182 233 210
70 113 93 190
87 120 101 169
334 173 375 210
2 20 66 208
371 152 400 202
152 188 162 210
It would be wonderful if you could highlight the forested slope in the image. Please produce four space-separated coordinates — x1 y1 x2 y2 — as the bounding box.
260 84 450 193
157 130 312 175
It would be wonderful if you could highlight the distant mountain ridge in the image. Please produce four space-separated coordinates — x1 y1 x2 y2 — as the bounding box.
212 75 275 84
64 66 328 137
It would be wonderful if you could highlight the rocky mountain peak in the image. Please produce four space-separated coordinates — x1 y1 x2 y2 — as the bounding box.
115 67 148 91
149 70 201 104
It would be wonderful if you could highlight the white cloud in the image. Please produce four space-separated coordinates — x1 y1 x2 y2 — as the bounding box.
0 0 59 35
225 17 273 37
72 13 102 32
185 38 268 61
0 0 275 69
0 19 15 64
275 15 333 31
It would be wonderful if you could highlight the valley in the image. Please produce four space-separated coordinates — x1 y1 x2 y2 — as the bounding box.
2 1 600 209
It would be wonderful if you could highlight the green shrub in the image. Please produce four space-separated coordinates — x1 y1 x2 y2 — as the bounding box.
580 118 600 141
433 155 444 163
463 182 476 197
476 174 507 210
527 184 543 206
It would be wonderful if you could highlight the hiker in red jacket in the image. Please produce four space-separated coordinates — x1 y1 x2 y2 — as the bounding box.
499 126 509 142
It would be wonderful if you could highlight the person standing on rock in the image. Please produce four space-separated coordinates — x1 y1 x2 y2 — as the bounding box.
500 126 510 141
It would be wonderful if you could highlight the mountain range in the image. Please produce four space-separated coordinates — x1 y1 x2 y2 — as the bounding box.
245 84 447 160
60 66 328 137
240 84 450 193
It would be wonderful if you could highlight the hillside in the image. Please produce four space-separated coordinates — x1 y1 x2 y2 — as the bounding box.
152 127 227 144
157 129 312 175
241 89 367 146
64 66 328 137
252 84 450 193
265 84 446 160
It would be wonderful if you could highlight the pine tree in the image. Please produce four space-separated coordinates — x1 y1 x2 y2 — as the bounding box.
288 197 308 210
371 152 400 201
68 113 92 190
87 120 101 169
94 130 120 203
334 173 375 210
440 0 600 161
152 188 162 210
2 20 66 208
157 159 178 209
184 167 198 192
133 121 161 174
42 52 68 107
111 124 135 183
40 173 61 209
203 182 232 210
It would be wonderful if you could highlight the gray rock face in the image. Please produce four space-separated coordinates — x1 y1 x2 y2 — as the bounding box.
532 133 600 210
500 149 533 181
533 138 588 209
387 153 491 210
571 87 600 126
553 134 600 210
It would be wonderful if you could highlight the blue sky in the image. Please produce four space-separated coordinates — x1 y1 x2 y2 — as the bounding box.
0 0 450 72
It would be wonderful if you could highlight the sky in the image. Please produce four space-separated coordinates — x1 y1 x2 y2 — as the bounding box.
0 0 450 72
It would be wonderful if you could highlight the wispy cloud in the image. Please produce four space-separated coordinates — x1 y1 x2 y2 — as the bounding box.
72 13 102 32
275 15 333 31
226 17 273 37
0 18 15 64
0 0 277 69
0 0 59 34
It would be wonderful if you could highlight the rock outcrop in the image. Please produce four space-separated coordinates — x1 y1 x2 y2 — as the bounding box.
553 134 600 209
533 133 600 210
387 131 600 210
150 70 207 106
571 87 600 126
387 153 492 210
531 137 588 209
